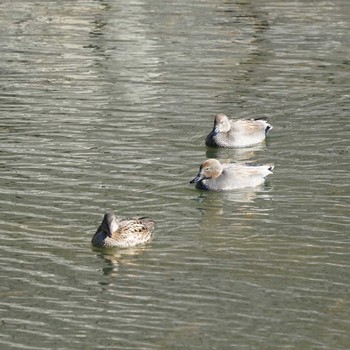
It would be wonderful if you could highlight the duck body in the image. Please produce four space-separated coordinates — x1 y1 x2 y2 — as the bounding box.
190 158 274 191
205 113 273 148
92 212 155 248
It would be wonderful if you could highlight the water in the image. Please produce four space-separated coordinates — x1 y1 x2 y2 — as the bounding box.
0 0 349 349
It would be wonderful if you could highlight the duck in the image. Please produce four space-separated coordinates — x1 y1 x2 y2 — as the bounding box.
205 113 273 148
91 212 155 248
190 158 274 191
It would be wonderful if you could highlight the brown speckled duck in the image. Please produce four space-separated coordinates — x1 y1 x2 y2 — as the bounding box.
91 212 155 248
205 113 273 148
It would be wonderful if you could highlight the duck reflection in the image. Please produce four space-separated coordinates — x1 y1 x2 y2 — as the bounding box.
191 186 272 243
195 184 272 222
195 186 261 206
92 245 148 277
206 142 267 161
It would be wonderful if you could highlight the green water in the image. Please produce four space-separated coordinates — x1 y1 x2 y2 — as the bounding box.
0 1 349 349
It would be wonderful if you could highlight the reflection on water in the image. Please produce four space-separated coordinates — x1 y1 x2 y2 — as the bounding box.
192 186 273 244
0 0 349 349
194 185 269 206
206 142 268 161
93 246 150 277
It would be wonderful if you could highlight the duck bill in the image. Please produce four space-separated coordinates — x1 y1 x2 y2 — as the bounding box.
212 128 219 136
190 174 203 184
101 212 118 237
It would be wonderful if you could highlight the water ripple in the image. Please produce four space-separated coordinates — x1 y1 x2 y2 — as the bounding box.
1 0 349 349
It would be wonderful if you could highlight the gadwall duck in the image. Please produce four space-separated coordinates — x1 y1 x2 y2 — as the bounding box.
92 212 155 248
190 158 274 191
205 113 273 148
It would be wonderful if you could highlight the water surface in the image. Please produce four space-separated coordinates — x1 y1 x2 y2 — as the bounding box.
0 0 349 349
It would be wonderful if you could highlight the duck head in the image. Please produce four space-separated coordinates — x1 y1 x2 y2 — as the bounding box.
190 159 223 183
212 113 231 136
100 212 119 237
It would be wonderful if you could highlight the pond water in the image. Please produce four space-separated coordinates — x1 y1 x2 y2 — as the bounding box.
0 0 349 349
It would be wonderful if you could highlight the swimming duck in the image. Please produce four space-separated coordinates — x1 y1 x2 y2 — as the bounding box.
205 113 273 148
91 212 155 248
190 158 274 191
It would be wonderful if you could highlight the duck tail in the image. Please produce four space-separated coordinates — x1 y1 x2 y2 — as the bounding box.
265 124 273 136
267 164 275 172
251 117 273 136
